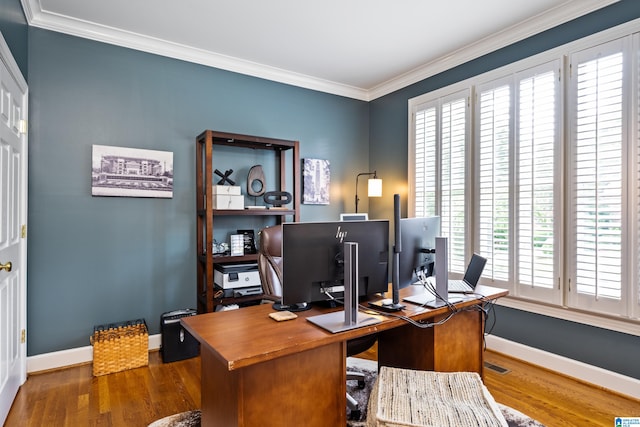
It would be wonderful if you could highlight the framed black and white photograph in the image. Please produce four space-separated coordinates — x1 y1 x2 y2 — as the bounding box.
302 158 330 205
91 145 174 198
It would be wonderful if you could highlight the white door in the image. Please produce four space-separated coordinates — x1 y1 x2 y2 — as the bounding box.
0 32 28 426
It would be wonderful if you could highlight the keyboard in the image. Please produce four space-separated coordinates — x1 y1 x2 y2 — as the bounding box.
448 279 473 293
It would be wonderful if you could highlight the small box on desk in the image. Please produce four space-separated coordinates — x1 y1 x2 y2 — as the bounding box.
160 309 200 363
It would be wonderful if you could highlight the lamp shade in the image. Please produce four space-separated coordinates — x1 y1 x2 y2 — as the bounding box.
367 178 382 197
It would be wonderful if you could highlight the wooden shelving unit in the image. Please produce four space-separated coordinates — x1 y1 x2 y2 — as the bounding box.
196 130 300 313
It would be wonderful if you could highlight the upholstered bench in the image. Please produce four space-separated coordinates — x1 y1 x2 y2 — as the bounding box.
367 367 508 427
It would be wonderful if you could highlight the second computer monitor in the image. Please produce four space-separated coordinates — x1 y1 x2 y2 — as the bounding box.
397 216 441 288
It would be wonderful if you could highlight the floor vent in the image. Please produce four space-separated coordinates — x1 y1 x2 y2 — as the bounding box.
484 362 510 374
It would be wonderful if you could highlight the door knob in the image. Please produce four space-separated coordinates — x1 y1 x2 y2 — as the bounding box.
0 261 11 272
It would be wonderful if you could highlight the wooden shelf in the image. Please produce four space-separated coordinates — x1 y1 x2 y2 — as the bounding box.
212 294 271 306
195 130 300 313
198 254 259 264
197 209 296 216
212 254 259 264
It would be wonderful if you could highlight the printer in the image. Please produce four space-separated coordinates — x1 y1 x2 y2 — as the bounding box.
214 263 261 292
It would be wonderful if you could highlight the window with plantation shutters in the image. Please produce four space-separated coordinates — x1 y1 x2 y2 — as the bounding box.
477 80 511 283
475 63 561 297
410 89 469 274
567 38 628 316
409 27 640 326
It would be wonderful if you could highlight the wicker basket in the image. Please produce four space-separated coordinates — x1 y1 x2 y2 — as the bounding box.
91 319 149 376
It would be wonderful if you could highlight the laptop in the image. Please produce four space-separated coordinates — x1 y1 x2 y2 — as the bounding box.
447 254 487 293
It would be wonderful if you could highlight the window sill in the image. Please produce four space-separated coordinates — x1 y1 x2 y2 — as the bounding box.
497 296 640 337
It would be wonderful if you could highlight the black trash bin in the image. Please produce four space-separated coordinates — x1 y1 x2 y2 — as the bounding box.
160 309 200 363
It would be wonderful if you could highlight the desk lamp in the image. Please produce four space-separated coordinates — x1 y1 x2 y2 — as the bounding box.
355 171 382 213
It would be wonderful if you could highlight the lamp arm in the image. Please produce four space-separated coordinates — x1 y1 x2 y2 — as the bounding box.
355 171 376 213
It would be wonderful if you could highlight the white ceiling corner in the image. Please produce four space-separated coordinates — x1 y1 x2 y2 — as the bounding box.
21 0 619 101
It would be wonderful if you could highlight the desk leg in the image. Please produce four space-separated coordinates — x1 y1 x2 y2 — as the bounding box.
200 342 347 427
377 309 484 375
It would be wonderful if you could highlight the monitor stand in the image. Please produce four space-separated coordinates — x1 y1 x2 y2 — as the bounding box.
307 310 381 333
424 236 449 308
307 241 382 333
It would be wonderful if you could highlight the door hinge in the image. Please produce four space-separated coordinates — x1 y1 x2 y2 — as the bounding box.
21 224 27 238
19 119 27 134
21 329 26 344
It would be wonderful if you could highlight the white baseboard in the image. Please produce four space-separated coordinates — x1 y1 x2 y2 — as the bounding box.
26 334 162 374
27 334 640 401
486 335 640 400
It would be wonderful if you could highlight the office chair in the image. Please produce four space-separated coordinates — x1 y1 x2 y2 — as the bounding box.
257 225 374 420
257 225 284 299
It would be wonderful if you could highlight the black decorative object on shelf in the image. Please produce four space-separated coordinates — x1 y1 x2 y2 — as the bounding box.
247 165 266 197
264 191 292 207
214 168 235 185
237 229 257 254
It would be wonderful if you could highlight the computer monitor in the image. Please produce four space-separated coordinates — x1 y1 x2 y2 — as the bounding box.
340 213 368 221
281 220 390 307
397 216 441 288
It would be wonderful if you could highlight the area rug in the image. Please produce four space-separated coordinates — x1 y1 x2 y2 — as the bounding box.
149 358 545 427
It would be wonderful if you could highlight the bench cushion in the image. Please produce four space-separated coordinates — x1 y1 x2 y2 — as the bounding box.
367 367 508 427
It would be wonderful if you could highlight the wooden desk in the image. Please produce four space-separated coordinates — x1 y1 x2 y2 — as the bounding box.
181 285 508 427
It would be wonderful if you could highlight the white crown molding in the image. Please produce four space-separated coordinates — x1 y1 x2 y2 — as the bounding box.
19 0 35 25
369 0 620 100
19 1 620 99
21 1 619 102
21 0 369 100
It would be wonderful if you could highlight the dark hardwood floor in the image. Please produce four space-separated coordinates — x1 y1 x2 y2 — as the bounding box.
483 351 639 427
5 349 639 426
5 351 200 427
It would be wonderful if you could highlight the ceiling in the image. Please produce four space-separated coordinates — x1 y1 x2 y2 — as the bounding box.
21 0 617 100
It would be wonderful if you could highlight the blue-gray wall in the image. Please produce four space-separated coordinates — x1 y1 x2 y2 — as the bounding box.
369 0 640 380
26 28 369 355
0 0 27 76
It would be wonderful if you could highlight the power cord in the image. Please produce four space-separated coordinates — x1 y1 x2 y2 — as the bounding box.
416 272 458 311
320 284 497 331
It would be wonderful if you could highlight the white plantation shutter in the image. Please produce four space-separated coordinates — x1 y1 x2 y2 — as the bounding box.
441 97 467 273
411 90 469 274
515 61 561 302
477 80 511 283
414 106 437 218
637 33 640 318
568 38 628 316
